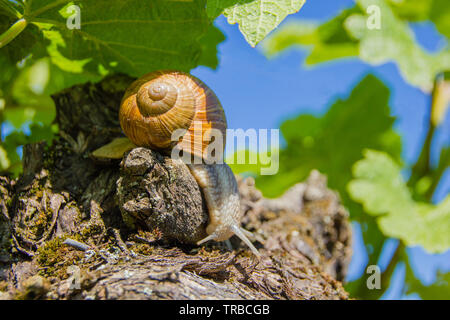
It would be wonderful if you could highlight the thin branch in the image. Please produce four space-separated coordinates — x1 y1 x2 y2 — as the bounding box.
426 147 450 201
408 73 448 198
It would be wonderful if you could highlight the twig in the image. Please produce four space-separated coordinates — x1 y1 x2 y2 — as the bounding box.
63 238 91 251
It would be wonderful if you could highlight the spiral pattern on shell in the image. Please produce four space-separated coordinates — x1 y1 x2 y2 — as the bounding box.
119 70 227 160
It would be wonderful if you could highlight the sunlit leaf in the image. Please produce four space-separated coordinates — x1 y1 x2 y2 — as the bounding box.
25 0 216 76
253 74 401 200
348 150 450 253
263 0 450 91
1 0 224 85
208 0 306 47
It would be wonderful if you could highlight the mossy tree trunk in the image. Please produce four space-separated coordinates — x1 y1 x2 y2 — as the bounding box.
0 75 352 300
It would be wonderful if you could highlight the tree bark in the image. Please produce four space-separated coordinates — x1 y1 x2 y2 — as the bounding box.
0 75 352 300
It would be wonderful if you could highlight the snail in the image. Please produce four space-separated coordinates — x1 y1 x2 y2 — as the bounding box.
118 70 260 257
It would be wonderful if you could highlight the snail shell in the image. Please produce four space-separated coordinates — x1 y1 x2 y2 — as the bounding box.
119 70 227 161
119 70 259 257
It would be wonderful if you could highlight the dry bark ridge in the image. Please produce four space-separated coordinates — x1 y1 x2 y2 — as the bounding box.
0 75 352 300
117 147 209 244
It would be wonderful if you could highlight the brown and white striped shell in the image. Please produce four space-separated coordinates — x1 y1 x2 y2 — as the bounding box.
119 70 227 160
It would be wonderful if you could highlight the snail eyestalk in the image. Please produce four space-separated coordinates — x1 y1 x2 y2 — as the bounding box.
0 18 27 49
196 225 261 258
230 225 261 258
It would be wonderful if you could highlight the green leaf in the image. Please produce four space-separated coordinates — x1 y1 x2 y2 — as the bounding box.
197 24 226 69
430 0 450 38
262 7 361 63
348 150 411 215
387 0 450 38
206 0 246 18
227 148 279 176
348 149 450 253
1 0 223 88
387 0 434 22
254 74 402 200
2 58 83 130
405 254 450 300
262 0 450 91
25 0 215 76
348 0 449 92
1 130 27 174
208 0 306 47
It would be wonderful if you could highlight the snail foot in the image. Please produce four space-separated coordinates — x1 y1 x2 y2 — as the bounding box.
197 226 261 258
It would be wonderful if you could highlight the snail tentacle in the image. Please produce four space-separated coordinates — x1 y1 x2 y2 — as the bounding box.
197 234 217 245
230 225 261 258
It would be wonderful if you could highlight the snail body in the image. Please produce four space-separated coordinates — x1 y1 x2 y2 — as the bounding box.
188 163 259 254
119 71 259 257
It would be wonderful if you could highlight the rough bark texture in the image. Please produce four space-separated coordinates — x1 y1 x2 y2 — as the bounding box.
0 75 352 300
117 147 208 244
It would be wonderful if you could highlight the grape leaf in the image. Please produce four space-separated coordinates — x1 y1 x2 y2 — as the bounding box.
387 0 450 38
346 0 450 92
387 0 433 22
1 0 224 81
404 253 450 300
262 7 361 64
262 0 450 91
25 0 220 76
430 0 450 38
348 149 450 253
208 0 306 47
253 74 401 200
198 24 226 69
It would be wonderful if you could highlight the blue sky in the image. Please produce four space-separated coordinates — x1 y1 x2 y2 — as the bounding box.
192 0 450 299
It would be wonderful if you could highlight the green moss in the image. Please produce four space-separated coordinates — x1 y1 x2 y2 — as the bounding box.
29 209 52 238
79 223 104 242
36 236 84 278
129 243 154 255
